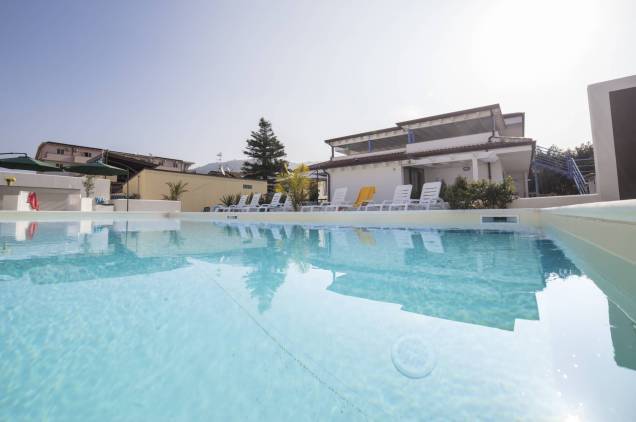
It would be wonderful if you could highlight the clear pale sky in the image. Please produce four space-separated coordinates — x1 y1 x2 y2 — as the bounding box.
1 0 634 167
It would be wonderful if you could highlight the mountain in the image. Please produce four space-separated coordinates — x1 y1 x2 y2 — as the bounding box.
192 160 305 174
193 160 247 174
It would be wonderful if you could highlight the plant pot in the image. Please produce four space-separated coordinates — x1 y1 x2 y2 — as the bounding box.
80 197 94 212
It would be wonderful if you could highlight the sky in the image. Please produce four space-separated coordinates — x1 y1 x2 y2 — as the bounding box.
1 0 635 167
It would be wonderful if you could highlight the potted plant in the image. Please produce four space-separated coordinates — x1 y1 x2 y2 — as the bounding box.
5 176 16 186
81 175 95 211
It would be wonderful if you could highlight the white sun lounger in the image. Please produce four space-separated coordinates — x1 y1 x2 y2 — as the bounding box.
269 225 283 240
238 225 250 239
216 194 247 212
408 182 446 210
301 187 348 212
364 185 413 211
256 192 282 212
419 229 444 253
248 225 262 239
283 225 295 239
392 229 414 249
270 195 293 212
240 193 262 212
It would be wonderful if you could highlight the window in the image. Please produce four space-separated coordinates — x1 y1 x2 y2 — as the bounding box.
56 148 65 155
83 152 92 157
242 184 253 189
173 162 178 168
56 163 64 168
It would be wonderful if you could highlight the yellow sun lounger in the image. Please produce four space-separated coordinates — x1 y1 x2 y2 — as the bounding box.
353 186 376 208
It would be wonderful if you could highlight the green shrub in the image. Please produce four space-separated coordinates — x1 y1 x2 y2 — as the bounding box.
308 180 320 203
443 176 472 209
220 193 241 206
442 176 517 209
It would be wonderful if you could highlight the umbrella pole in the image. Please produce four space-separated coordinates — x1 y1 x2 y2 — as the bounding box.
126 169 130 212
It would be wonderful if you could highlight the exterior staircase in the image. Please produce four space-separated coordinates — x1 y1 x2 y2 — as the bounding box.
533 146 594 194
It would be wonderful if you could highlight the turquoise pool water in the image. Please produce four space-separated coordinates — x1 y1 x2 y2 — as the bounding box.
1 219 635 421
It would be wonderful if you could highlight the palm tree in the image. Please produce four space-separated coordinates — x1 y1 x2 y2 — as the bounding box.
163 181 189 200
275 163 310 211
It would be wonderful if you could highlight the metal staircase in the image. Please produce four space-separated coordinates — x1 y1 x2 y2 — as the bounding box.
533 146 593 194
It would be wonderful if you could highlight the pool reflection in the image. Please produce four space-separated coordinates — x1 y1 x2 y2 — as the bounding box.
1 220 634 366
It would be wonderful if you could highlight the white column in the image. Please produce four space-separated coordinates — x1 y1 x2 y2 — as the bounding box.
472 157 479 181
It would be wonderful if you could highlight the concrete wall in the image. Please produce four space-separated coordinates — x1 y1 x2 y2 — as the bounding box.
510 194 601 208
540 200 636 321
123 169 267 212
327 161 404 202
587 74 636 201
0 171 110 210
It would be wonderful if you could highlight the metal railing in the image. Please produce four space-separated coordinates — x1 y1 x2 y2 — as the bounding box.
566 157 589 194
533 145 591 194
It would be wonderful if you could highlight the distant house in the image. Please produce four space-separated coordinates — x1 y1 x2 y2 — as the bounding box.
35 141 194 172
310 104 535 201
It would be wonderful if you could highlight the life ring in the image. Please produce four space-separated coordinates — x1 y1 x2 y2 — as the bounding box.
27 222 38 240
27 192 40 211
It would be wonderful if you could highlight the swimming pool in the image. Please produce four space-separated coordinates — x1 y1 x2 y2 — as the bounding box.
1 219 635 420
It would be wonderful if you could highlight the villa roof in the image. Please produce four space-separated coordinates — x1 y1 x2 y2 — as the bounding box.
395 104 500 126
309 138 535 170
324 126 407 144
324 104 502 145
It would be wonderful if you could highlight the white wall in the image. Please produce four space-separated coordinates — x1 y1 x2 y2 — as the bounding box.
587 74 636 201
0 171 110 210
423 160 503 186
112 199 181 212
424 163 472 186
328 162 404 202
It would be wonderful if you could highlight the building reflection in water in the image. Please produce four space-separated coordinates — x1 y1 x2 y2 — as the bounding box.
1 220 634 372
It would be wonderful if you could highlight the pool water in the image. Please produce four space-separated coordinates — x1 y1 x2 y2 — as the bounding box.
1 219 635 421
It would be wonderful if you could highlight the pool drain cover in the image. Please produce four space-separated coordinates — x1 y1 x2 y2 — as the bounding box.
391 335 436 379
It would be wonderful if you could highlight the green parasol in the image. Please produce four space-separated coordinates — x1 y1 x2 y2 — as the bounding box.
64 161 128 176
0 154 64 172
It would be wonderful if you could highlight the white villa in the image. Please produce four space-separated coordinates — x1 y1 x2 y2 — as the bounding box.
310 104 535 201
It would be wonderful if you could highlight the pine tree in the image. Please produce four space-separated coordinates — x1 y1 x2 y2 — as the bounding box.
242 118 288 189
